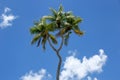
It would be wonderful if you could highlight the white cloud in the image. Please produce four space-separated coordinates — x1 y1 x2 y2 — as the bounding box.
94 77 98 80
87 76 98 80
87 76 92 80
4 7 11 13
20 69 52 80
20 49 107 80
60 49 107 80
0 7 17 28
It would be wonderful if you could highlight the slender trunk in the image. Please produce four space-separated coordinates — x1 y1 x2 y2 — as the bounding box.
56 51 62 80
48 36 64 80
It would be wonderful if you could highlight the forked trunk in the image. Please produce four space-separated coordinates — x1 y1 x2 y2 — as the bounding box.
48 36 64 80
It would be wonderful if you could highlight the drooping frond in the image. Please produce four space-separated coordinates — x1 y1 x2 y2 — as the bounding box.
30 27 41 34
66 15 75 24
41 36 47 50
41 17 47 26
49 34 57 44
64 32 71 46
73 17 82 25
43 16 55 21
56 28 66 37
47 22 56 31
31 33 42 45
73 29 84 36
37 38 41 47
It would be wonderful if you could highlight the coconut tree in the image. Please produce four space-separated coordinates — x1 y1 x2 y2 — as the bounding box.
30 5 84 80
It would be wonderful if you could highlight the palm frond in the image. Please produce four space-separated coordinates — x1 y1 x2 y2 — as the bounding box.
49 34 57 44
43 16 55 21
37 23 44 31
66 15 75 23
49 8 57 17
56 28 66 37
41 36 47 50
65 11 72 16
73 29 84 36
37 38 41 47
34 21 39 26
31 33 42 44
30 27 41 34
63 22 71 27
41 17 47 25
64 32 71 45
73 17 82 25
73 25 80 30
47 22 56 31
59 4 63 12
66 15 75 19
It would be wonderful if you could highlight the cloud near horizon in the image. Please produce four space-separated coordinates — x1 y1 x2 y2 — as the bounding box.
87 76 98 80
0 7 17 28
20 69 52 80
20 49 107 80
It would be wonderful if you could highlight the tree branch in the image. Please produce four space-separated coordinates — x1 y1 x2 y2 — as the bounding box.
57 36 64 52
48 37 57 52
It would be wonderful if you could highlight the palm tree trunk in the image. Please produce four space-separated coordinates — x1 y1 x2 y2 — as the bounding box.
56 51 62 80
48 36 64 80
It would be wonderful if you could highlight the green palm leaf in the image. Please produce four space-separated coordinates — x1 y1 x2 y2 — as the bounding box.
43 16 55 21
65 11 72 16
64 32 71 45
41 17 47 26
56 28 66 37
59 4 63 12
49 34 57 44
73 25 80 30
42 37 47 50
30 27 40 34
73 29 84 36
37 38 41 47
73 17 82 25
47 23 56 31
49 8 57 17
34 21 39 26
31 33 42 44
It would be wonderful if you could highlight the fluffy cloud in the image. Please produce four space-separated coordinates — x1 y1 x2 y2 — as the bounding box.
20 69 52 80
60 49 107 80
20 49 107 80
0 7 17 28
87 76 98 80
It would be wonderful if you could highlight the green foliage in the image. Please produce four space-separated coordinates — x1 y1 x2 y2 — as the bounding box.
49 34 57 44
30 5 84 50
49 8 57 17
41 37 47 50
64 32 71 46
31 33 42 44
30 27 40 34
73 17 82 25
59 4 63 12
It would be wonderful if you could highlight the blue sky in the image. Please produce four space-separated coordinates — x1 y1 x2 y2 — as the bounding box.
0 0 120 80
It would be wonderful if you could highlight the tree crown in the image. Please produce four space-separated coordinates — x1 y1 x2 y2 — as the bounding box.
30 5 84 50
